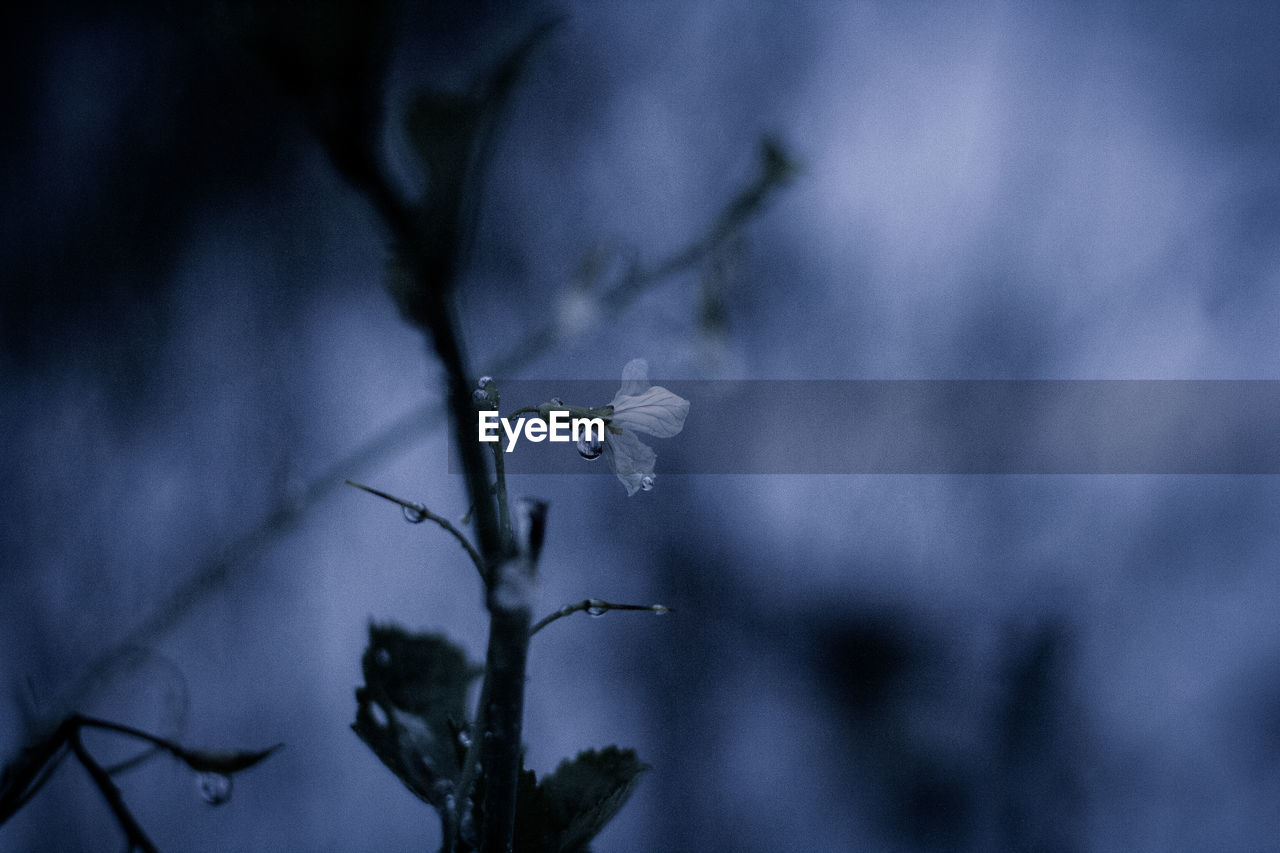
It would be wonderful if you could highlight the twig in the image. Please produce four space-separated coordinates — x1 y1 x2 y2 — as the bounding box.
344 480 484 579
2 713 280 841
531 599 671 636
70 729 158 853
0 718 74 826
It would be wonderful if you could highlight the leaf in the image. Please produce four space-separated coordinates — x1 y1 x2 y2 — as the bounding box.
513 746 649 852
390 19 561 332
171 744 282 775
351 624 479 811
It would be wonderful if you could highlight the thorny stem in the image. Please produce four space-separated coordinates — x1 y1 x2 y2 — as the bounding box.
344 480 485 579
531 599 672 636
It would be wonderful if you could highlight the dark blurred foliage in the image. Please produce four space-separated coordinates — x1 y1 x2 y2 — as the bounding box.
2 2 283 369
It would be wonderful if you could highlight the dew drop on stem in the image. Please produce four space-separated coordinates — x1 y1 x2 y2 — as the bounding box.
402 504 427 524
586 600 607 617
197 771 233 806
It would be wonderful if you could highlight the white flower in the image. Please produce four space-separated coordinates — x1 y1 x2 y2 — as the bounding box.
600 359 690 496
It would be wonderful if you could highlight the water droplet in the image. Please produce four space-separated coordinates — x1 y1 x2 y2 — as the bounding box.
197 772 232 806
477 376 493 390
402 504 427 524
374 647 391 667
368 702 389 728
550 397 565 406
652 605 670 615
473 388 489 404
457 730 472 748
586 600 607 617
640 475 655 491
576 435 604 459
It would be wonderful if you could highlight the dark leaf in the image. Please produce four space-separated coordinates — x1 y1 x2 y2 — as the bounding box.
352 624 479 812
171 744 283 775
513 746 648 852
391 18 562 324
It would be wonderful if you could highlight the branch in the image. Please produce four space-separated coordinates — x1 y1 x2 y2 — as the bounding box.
344 480 484 579
2 713 280 840
531 599 672 636
71 730 158 853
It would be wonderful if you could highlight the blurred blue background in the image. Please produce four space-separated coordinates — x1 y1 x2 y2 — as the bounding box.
4 2 1280 850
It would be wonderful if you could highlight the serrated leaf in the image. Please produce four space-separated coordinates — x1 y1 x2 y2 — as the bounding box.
513 746 648 852
352 624 479 811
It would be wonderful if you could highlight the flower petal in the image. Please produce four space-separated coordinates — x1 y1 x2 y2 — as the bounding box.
618 358 650 398
610 386 690 438
603 429 657 496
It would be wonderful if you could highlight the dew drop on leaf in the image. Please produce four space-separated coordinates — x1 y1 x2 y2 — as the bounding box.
197 771 232 806
477 376 493 390
640 475 655 491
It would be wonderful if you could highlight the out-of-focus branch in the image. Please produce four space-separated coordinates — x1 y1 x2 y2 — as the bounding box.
2 713 278 850
72 730 159 853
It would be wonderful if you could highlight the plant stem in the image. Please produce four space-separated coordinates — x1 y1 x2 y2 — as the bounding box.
344 480 485 579
478 575 532 853
531 599 672 636
331 121 532 851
